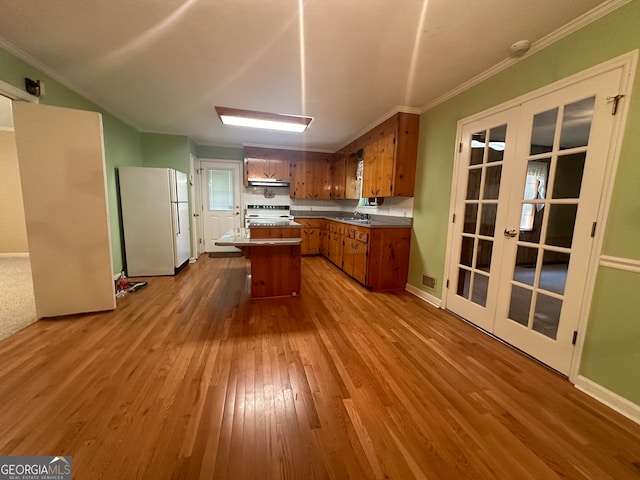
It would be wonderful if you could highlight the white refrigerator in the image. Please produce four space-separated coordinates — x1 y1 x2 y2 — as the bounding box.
118 167 191 276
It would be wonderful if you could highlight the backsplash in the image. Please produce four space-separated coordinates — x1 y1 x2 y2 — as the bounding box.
241 186 413 218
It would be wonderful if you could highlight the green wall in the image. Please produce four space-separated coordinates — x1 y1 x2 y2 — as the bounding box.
0 47 143 274
409 1 640 404
141 133 191 173
195 144 243 160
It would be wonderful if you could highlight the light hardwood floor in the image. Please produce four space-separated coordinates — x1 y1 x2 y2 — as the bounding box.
0 256 639 479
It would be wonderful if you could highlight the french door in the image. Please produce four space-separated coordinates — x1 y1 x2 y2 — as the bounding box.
446 67 624 375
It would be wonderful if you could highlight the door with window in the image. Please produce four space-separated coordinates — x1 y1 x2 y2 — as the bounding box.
200 160 242 253
446 67 625 374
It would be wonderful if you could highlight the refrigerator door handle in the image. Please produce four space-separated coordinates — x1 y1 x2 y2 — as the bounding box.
176 204 181 235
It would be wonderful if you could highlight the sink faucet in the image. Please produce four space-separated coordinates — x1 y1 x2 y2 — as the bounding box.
353 210 369 220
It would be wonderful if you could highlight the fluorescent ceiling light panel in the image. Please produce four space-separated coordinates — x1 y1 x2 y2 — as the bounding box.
215 106 312 133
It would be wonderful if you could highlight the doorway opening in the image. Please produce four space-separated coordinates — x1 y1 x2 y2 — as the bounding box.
0 94 37 340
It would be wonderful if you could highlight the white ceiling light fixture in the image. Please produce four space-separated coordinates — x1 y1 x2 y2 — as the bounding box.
215 106 312 133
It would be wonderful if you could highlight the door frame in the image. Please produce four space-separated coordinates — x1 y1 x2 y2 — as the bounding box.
190 154 202 260
442 50 638 382
197 158 244 253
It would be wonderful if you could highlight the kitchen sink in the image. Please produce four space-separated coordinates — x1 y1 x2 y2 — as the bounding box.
335 217 371 224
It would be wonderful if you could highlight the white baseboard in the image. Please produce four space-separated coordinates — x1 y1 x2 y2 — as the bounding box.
405 283 442 308
0 252 29 258
189 257 197 264
574 375 640 425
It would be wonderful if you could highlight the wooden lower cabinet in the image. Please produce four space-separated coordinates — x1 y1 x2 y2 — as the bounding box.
296 218 410 290
250 226 302 239
342 225 368 284
320 221 330 257
367 227 411 291
295 218 322 255
328 223 344 267
324 220 410 291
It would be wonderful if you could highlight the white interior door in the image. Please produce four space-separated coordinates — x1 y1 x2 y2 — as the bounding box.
12 102 115 317
200 160 242 253
446 67 625 375
445 108 520 331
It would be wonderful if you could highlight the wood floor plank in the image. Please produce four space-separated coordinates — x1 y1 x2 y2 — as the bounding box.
0 255 639 479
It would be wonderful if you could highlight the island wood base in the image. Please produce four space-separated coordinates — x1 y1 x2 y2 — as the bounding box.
244 244 301 298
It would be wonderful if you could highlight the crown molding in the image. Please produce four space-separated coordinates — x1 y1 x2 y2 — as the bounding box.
420 0 633 113
336 104 422 151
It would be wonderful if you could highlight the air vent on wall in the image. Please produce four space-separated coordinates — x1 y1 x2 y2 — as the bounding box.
422 275 436 289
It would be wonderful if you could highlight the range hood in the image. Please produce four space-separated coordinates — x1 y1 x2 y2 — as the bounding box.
248 178 290 187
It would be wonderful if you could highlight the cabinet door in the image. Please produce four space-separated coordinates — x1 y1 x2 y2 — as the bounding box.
352 239 369 285
332 154 347 199
246 157 270 180
329 231 343 266
342 238 354 276
269 158 290 181
307 229 321 254
289 161 305 198
320 225 330 257
362 132 395 198
313 160 333 199
291 159 333 199
345 154 361 199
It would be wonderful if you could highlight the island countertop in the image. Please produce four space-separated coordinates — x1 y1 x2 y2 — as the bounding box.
215 227 302 247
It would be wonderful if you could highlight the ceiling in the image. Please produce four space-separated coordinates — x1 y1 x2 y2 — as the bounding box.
0 0 614 151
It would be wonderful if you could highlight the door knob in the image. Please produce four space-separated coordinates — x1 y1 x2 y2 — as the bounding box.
504 228 518 238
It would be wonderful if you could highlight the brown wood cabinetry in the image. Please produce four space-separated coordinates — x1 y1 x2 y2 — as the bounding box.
332 153 361 200
244 146 292 186
249 226 301 239
336 112 419 198
320 221 330 257
362 132 396 197
342 225 369 285
327 221 344 267
290 152 333 199
321 219 410 290
295 218 322 255
367 227 411 290
331 154 347 200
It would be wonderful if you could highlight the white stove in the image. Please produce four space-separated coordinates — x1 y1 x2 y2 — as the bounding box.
244 204 293 227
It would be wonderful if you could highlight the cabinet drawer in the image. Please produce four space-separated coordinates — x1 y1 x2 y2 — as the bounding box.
329 222 343 234
346 226 369 243
355 230 369 243
296 218 323 228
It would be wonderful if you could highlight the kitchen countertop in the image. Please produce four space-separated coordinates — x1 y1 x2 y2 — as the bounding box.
290 211 412 229
248 220 302 228
215 228 302 247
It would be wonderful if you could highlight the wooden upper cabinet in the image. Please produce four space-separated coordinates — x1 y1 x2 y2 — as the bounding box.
244 146 292 186
290 152 333 199
333 153 361 200
345 154 361 199
337 112 420 198
331 154 347 200
362 132 395 198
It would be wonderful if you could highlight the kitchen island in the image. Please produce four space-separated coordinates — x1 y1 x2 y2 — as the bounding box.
215 222 302 298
